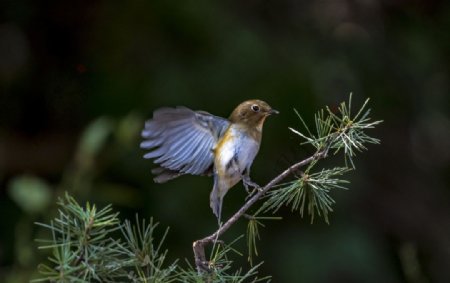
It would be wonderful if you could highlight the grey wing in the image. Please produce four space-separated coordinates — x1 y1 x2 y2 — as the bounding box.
140 107 229 182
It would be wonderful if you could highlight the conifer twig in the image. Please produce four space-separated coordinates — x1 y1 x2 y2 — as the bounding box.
193 149 328 272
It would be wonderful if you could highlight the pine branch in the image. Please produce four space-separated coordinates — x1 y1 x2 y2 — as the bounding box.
193 149 329 271
33 194 178 282
34 195 265 282
193 94 382 272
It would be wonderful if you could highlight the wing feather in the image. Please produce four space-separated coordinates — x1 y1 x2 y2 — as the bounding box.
158 130 197 167
173 132 203 164
141 106 229 181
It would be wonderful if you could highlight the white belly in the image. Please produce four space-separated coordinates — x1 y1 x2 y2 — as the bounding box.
215 126 260 188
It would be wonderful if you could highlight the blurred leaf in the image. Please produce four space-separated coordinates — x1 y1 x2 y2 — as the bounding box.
77 117 114 159
116 111 143 146
8 175 52 214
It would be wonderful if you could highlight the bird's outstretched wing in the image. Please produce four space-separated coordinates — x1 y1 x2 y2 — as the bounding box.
141 107 229 183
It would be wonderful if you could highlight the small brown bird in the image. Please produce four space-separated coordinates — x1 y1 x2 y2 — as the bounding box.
141 100 278 222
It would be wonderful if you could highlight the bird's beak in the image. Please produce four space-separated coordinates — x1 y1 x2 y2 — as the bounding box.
269 109 279 115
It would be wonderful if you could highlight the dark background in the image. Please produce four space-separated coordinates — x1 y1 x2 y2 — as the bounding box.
1 0 449 282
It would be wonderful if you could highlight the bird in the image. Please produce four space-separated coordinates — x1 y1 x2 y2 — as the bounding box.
140 99 278 222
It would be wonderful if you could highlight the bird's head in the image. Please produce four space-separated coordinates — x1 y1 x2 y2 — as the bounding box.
229 99 278 130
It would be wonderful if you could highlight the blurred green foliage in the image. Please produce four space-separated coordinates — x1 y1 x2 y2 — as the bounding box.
8 175 51 214
1 0 449 282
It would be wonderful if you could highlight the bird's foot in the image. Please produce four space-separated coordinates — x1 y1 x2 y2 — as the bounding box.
243 176 261 200
242 175 259 192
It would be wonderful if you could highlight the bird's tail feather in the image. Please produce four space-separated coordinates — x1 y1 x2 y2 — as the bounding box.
152 167 183 183
210 182 223 224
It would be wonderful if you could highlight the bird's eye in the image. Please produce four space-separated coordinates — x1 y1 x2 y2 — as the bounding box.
251 104 260 112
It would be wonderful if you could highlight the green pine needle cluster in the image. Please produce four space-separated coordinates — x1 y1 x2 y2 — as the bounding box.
262 167 351 224
291 94 382 167
33 193 268 282
33 193 177 282
245 216 281 266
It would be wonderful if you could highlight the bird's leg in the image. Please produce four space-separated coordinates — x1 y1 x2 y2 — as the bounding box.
242 168 261 198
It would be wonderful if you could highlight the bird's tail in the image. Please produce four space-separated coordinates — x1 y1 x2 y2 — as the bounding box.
210 180 223 224
151 167 183 183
